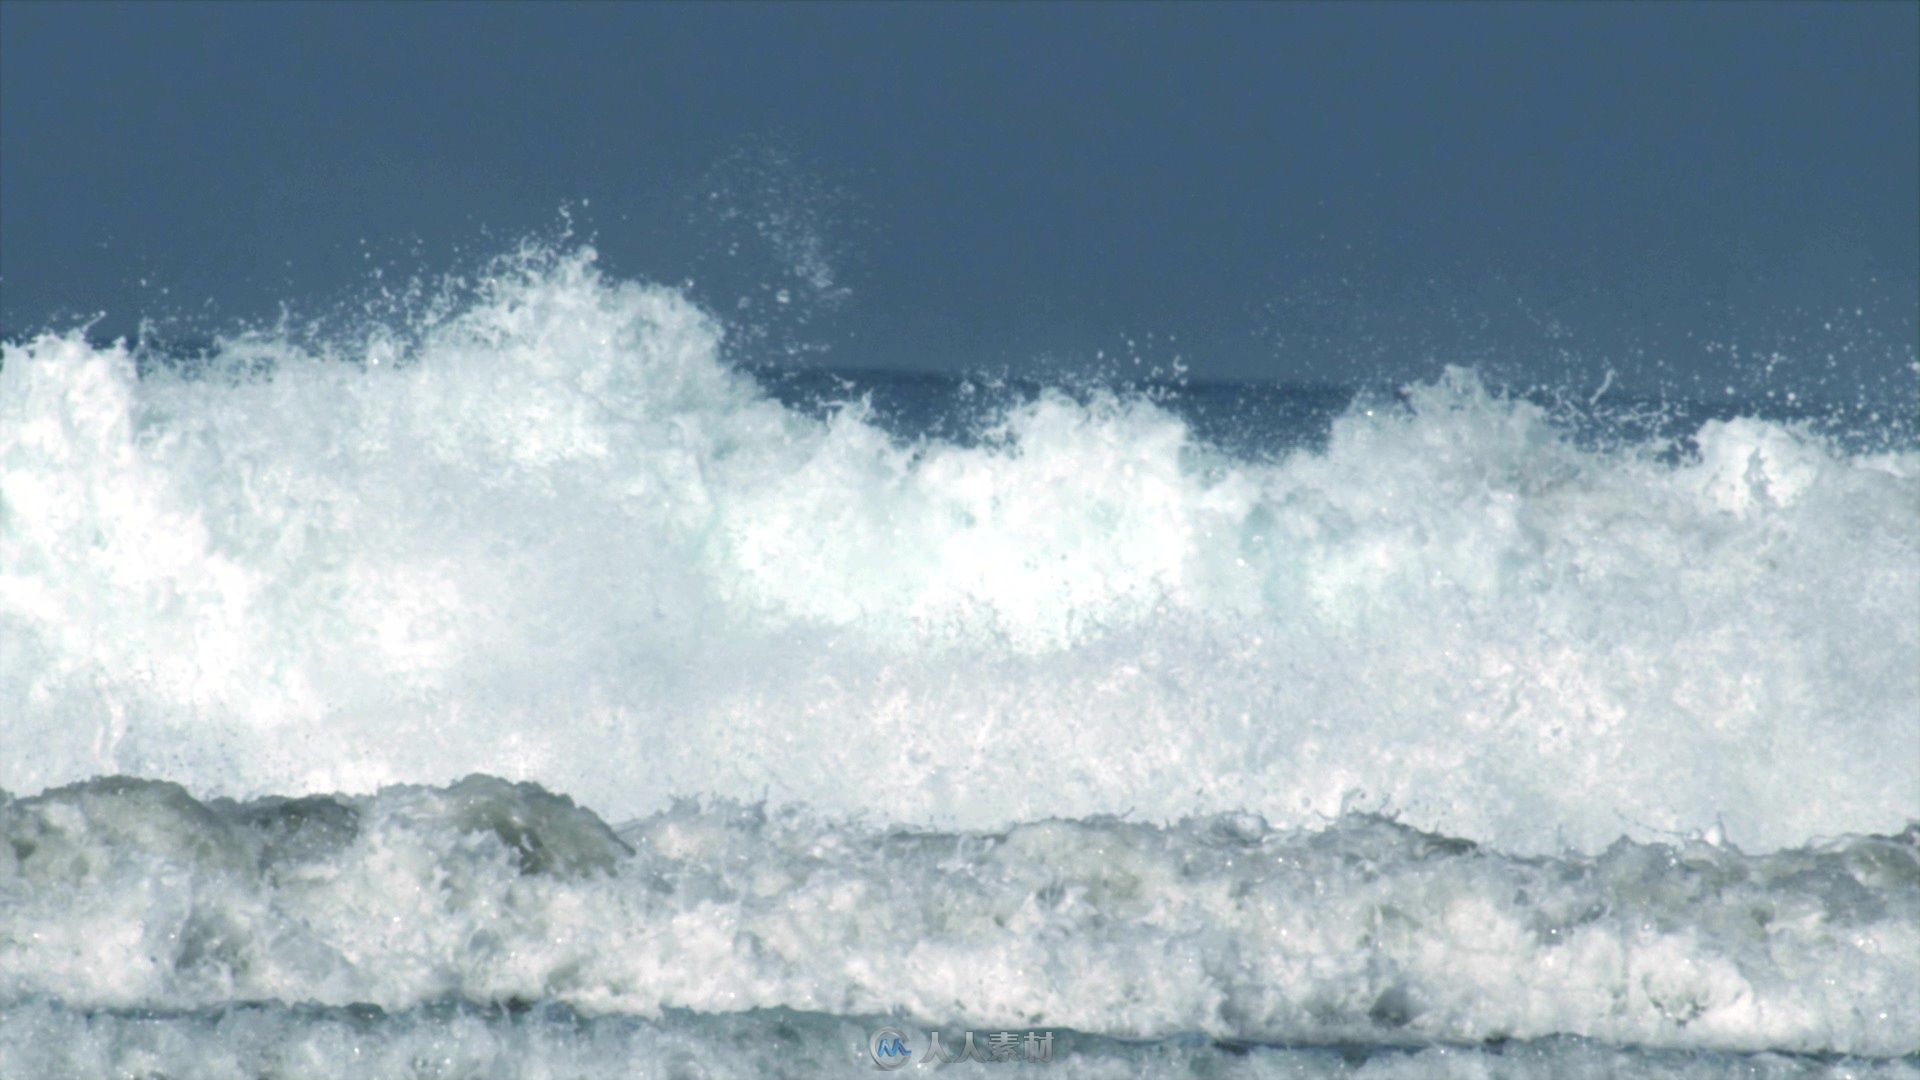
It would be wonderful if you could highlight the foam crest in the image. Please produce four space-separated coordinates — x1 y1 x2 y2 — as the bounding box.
2 778 1915 1057
2 248 1915 852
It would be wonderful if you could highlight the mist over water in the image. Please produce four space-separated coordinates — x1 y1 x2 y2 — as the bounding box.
3 244 1917 1074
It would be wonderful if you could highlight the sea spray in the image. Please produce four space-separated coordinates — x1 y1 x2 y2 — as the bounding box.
4 247 1915 856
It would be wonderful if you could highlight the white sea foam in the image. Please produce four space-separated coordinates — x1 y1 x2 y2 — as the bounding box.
8 1005 1916 1080
2 777 1914 1058
5 1003 1915 1080
2 247 1917 854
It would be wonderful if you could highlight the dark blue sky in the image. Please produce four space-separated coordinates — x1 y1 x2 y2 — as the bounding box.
3 1 1915 395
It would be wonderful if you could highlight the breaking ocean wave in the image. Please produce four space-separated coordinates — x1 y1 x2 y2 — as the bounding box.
2 777 1916 1074
3 245 1916 1074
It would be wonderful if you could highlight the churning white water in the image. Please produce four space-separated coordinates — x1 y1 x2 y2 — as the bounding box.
3 246 1916 1075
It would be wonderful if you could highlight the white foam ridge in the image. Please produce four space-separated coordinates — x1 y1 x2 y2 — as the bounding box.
3 246 1917 853
1 777 1915 1058
3 1004 1914 1080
